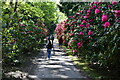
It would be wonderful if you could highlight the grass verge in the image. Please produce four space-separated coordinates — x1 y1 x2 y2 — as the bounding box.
64 47 107 80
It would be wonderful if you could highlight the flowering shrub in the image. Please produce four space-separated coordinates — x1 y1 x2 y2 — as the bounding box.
56 1 120 68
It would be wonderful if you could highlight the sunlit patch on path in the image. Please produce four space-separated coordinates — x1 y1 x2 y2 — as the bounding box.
27 39 88 80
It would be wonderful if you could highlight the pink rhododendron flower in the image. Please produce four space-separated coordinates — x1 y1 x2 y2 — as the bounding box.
104 22 111 28
73 50 77 53
116 20 120 23
89 19 94 23
78 46 81 48
94 2 101 4
92 6 96 9
112 1 117 5
102 15 108 22
70 33 74 36
82 20 87 23
94 2 98 4
83 16 88 19
90 3 93 6
33 27 37 30
65 24 69 26
95 9 100 14
72 21 76 23
86 24 90 28
108 5 111 8
87 10 91 13
66 19 69 21
79 32 84 35
77 42 81 46
68 42 71 46
72 16 75 19
86 13 90 16
115 13 119 17
88 31 93 35
79 24 84 27
72 40 76 42
77 42 83 48
114 10 120 14
69 24 72 27
98 6 102 8
79 11 82 13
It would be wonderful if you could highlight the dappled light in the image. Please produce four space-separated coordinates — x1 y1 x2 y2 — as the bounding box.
2 1 120 80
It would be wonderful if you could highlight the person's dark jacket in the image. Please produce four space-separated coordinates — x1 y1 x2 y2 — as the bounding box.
58 36 63 43
46 41 53 49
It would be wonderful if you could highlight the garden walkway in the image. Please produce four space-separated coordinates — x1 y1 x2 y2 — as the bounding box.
27 39 89 80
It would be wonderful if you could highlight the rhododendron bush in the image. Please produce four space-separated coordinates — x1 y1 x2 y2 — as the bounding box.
56 2 120 68
2 2 57 69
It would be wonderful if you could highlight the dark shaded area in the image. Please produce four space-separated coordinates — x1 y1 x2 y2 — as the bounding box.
54 50 62 52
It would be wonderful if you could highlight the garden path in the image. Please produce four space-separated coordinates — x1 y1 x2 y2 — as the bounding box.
27 39 89 80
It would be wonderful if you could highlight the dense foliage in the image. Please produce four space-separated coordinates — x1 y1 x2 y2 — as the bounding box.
56 1 120 70
2 2 57 71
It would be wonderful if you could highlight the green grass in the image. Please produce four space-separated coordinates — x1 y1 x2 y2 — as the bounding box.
62 46 106 80
72 57 107 80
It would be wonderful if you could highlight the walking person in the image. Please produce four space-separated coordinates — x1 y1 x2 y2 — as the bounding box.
46 35 49 43
46 37 53 60
50 34 54 45
58 35 63 49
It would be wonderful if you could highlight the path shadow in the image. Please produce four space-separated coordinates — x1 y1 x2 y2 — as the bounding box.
54 50 62 52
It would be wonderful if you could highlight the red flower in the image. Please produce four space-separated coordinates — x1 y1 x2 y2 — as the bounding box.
114 10 120 14
87 10 91 13
88 31 93 35
79 32 84 35
115 13 119 17
70 33 74 36
108 5 111 8
33 27 37 30
18 19 21 21
92 6 96 9
102 15 108 22
89 19 94 23
83 16 88 19
104 22 111 28
86 24 90 28
72 40 76 42
72 21 76 23
112 1 117 5
86 13 90 16
77 42 83 48
72 16 75 19
98 6 102 8
79 24 84 27
82 20 87 23
73 50 77 53
68 42 71 46
95 9 100 14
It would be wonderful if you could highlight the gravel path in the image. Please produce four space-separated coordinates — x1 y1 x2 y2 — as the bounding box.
27 39 89 80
